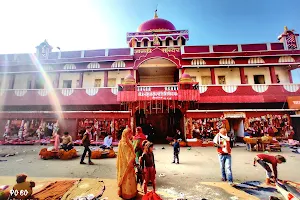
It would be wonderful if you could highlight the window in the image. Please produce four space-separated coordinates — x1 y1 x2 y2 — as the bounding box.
94 79 101 87
137 42 141 47
173 40 178 46
151 41 154 46
143 40 148 47
218 76 226 84
166 39 170 46
27 80 32 89
201 76 212 85
254 75 265 84
35 80 44 89
276 74 280 83
182 38 186 45
245 75 248 84
63 80 72 88
190 76 197 82
107 78 116 87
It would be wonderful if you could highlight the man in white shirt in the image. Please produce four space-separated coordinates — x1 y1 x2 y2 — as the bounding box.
100 134 113 149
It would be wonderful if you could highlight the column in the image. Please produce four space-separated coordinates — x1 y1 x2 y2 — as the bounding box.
8 74 16 89
288 70 293 83
31 74 37 89
78 72 84 88
104 71 108 87
269 66 277 84
210 68 216 84
239 67 246 84
54 73 60 88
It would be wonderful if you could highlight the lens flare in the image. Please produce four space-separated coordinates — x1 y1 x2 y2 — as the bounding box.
29 54 64 125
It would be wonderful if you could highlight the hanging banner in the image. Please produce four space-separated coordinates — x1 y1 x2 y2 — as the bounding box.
137 90 178 100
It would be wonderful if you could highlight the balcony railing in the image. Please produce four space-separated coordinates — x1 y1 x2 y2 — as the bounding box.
0 84 299 106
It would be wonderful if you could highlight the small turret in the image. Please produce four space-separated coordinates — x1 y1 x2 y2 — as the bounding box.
278 26 299 50
36 40 53 59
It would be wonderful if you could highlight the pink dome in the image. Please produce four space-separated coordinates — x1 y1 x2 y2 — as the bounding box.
137 11 176 32
181 73 191 79
125 74 135 80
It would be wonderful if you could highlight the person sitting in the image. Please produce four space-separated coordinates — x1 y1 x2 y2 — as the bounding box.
61 132 73 151
11 174 35 199
100 134 113 149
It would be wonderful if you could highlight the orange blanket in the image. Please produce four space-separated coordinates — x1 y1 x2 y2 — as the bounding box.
33 180 76 200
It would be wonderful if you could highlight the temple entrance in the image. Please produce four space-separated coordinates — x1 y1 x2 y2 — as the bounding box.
135 108 183 143
137 58 179 84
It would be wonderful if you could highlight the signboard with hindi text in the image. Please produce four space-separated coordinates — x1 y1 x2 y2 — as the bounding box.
137 90 178 100
287 96 300 109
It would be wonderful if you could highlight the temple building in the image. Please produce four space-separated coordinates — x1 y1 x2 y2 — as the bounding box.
0 11 300 142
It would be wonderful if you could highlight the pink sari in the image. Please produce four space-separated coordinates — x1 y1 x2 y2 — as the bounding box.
53 133 60 151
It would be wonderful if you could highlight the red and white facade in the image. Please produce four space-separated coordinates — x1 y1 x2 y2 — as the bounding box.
0 11 300 141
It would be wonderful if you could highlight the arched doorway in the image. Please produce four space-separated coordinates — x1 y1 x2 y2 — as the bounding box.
135 106 183 143
137 58 179 84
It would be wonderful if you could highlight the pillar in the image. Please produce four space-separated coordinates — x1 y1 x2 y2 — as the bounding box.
78 72 84 88
239 67 246 84
288 70 293 83
31 74 37 89
8 74 15 89
104 71 108 87
210 68 216 84
269 66 277 84
54 73 60 88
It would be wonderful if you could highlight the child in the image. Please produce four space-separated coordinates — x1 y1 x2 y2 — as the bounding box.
136 140 149 187
253 154 286 185
172 138 180 164
140 142 156 194
12 174 35 199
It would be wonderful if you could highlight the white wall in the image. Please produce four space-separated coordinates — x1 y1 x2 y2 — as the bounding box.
108 70 131 86
59 73 80 88
82 72 105 88
183 68 211 84
0 74 12 89
139 75 173 83
215 68 240 85
244 67 271 84
14 74 32 89
275 67 290 83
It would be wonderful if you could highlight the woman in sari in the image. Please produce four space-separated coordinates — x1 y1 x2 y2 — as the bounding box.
117 128 137 199
132 127 147 163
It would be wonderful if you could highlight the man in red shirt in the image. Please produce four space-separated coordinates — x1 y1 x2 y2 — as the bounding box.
253 154 286 185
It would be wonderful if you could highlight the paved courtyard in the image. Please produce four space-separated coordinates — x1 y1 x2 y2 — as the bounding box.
0 144 299 199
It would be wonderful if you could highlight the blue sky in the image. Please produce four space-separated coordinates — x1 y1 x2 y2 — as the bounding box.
0 0 299 81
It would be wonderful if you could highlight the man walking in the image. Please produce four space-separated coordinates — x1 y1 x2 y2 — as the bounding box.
213 128 234 185
80 126 94 165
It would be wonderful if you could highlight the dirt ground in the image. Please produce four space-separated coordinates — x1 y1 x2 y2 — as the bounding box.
0 144 299 199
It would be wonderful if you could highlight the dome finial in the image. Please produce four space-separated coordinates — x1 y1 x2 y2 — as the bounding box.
284 26 288 32
154 5 158 19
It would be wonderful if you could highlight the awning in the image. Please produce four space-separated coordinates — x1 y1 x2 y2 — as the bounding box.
0 111 131 119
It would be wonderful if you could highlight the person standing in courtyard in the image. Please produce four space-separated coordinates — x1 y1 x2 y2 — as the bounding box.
80 126 94 165
140 142 156 194
172 138 180 164
253 154 286 185
117 128 137 199
133 127 147 164
213 128 234 185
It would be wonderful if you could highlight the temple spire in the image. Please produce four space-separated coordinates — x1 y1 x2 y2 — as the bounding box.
284 26 288 32
154 5 158 18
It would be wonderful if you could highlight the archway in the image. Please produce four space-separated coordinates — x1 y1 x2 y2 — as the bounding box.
135 106 183 143
137 58 179 84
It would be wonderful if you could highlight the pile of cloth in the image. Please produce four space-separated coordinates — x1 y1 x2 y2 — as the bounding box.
91 148 116 159
33 180 77 200
39 148 78 160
